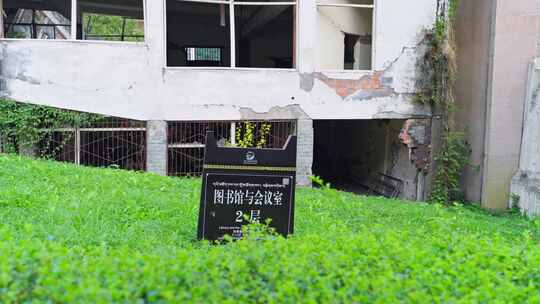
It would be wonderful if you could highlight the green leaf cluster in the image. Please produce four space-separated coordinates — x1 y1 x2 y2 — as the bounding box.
1 155 540 302
83 13 144 42
430 132 472 204
235 122 272 148
0 99 102 156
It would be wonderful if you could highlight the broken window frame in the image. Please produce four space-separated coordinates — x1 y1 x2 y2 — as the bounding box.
165 0 298 70
0 0 147 43
316 0 375 72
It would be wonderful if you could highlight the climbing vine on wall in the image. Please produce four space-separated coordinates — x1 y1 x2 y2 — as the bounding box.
0 99 103 157
416 0 471 204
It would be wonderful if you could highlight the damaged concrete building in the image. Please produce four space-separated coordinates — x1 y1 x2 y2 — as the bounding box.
0 0 443 200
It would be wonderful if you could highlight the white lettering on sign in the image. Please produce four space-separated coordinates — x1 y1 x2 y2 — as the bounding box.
214 189 286 206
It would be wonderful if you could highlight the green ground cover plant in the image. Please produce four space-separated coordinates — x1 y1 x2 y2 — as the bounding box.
1 155 540 302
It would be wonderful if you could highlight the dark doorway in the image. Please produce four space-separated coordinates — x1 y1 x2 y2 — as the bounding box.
313 119 420 199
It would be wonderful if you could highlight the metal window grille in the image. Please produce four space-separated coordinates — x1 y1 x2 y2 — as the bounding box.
168 120 297 177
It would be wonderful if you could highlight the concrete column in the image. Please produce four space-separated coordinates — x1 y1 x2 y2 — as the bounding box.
510 59 540 216
479 0 537 210
296 119 314 186
298 0 316 73
425 116 442 200
146 120 168 176
455 0 492 202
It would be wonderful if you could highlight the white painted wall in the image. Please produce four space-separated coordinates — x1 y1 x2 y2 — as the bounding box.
317 8 345 70
373 0 436 69
0 0 437 121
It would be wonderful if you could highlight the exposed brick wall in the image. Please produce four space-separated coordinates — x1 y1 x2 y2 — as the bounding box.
314 71 391 99
399 119 432 172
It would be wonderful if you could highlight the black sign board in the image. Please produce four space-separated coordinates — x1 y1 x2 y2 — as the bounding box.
197 131 297 241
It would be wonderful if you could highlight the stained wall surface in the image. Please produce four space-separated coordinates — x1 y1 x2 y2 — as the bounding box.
456 0 540 209
0 0 437 121
455 0 493 202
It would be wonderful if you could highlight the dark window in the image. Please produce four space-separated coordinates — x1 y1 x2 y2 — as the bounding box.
79 0 144 41
3 0 72 39
235 5 295 68
167 1 231 67
166 0 296 68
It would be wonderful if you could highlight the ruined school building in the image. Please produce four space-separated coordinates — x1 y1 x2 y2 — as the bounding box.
0 0 444 200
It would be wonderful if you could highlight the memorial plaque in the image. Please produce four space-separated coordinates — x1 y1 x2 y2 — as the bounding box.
197 131 297 241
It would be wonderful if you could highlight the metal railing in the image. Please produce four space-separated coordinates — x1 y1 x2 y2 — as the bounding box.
41 118 147 171
84 34 144 42
167 120 297 176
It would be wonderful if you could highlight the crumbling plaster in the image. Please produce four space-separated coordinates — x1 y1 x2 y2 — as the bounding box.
0 0 436 121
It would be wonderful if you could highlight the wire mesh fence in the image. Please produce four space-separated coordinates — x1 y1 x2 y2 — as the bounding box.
2 117 297 176
167 120 297 177
2 117 147 171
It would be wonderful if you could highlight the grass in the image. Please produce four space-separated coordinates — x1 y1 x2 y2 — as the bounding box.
1 154 540 302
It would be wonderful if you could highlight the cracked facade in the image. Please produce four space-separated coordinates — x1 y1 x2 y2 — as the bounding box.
0 0 440 199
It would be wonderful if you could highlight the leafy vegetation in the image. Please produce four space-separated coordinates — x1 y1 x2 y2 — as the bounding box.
416 0 471 204
83 13 144 42
0 99 102 156
235 122 272 148
1 155 540 302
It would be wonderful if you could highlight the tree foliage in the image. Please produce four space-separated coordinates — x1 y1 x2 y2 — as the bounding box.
0 99 102 156
83 13 144 42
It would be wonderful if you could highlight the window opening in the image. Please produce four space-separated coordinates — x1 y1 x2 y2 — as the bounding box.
317 0 373 70
1 0 145 42
235 5 295 68
167 1 231 67
166 0 296 68
78 0 144 41
3 0 72 39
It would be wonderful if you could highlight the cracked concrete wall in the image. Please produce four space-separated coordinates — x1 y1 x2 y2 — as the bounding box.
0 0 437 121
